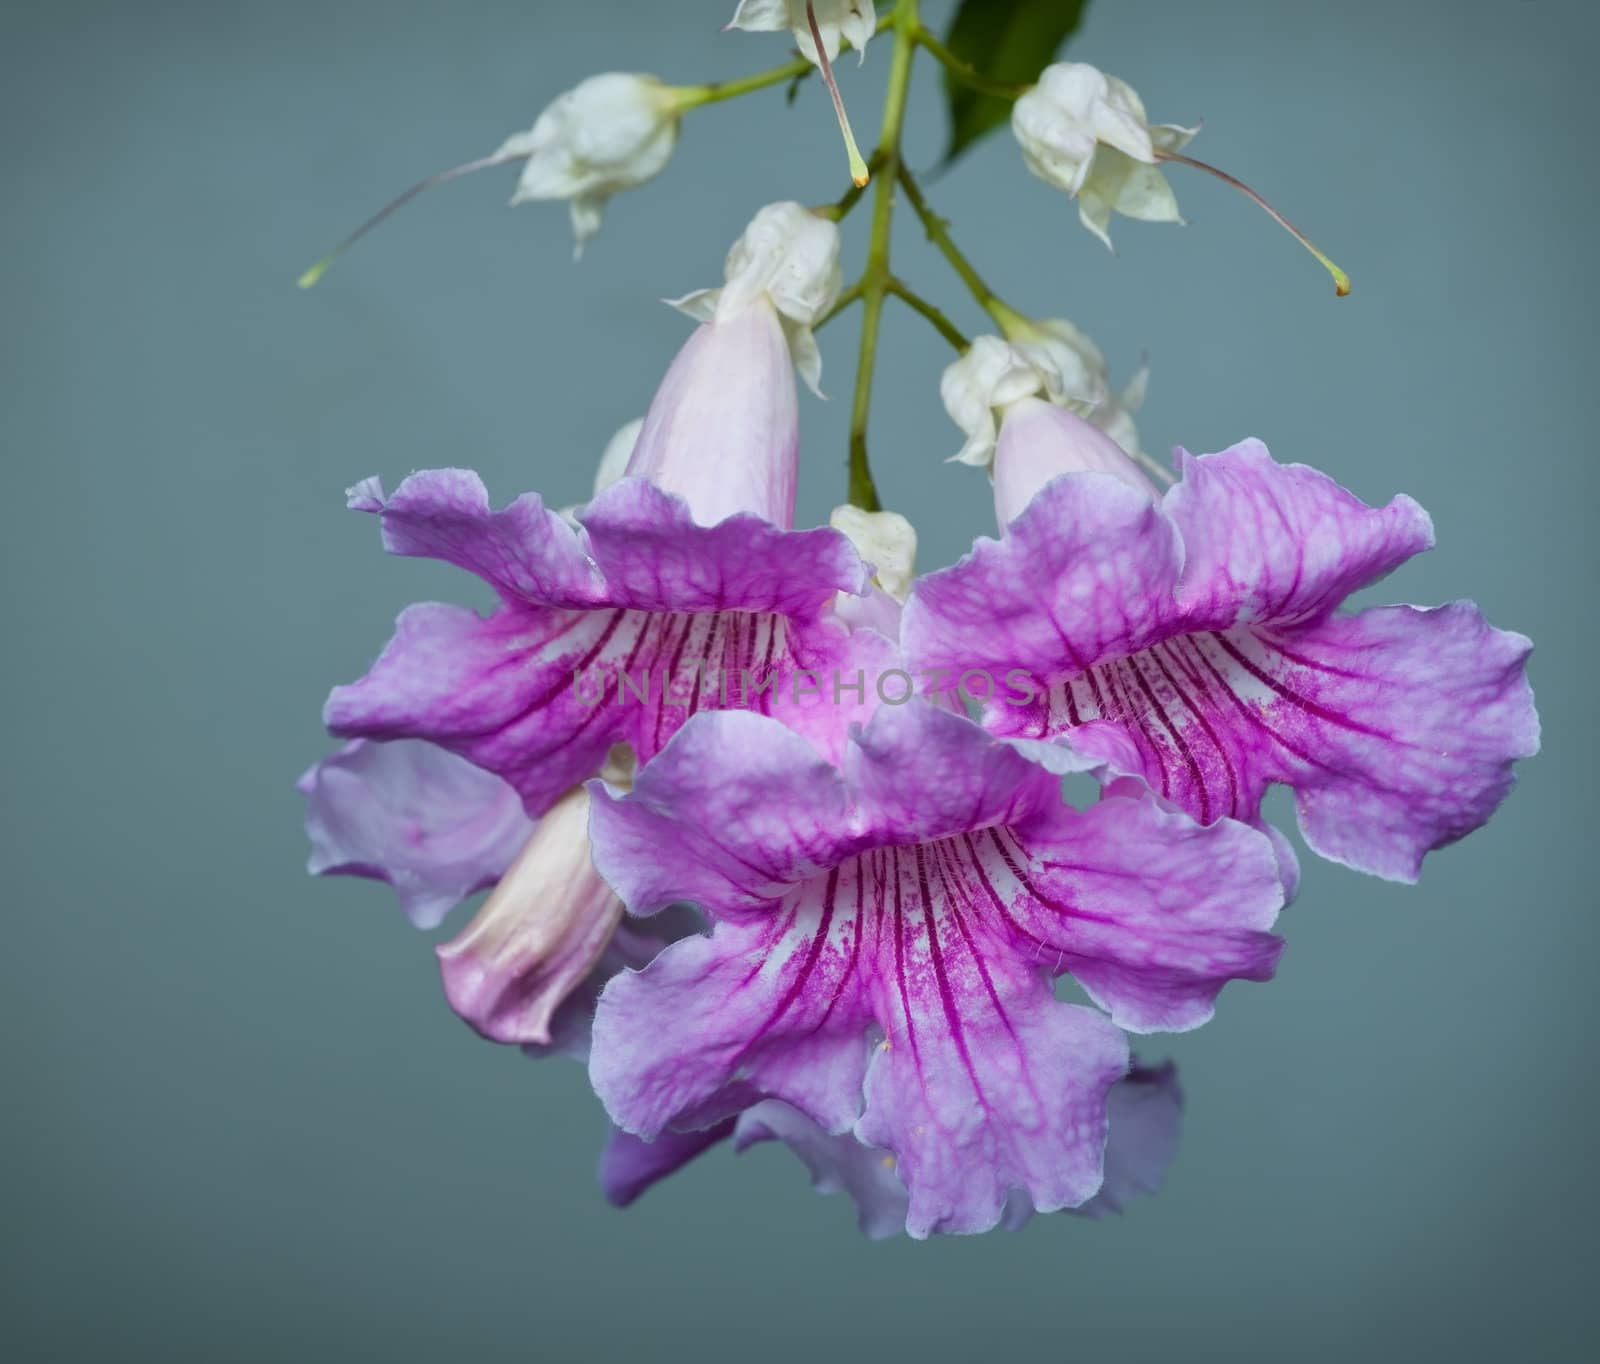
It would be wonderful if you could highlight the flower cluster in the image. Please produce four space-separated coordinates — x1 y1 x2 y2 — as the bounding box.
300 11 1538 1239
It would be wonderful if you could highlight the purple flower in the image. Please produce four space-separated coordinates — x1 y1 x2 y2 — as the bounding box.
730 1058 1183 1237
597 1119 741 1209
904 428 1539 882
597 1058 1181 1236
521 906 702 1061
324 297 887 821
315 235 899 1043
300 737 643 1046
433 783 625 1046
300 737 1192 1235
298 739 533 930
584 701 1285 1237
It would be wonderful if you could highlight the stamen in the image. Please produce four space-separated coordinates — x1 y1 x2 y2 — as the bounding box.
806 2 870 187
1157 150 1351 297
296 152 529 289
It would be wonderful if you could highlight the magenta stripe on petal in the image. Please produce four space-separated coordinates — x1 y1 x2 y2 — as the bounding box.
905 441 1538 880
587 704 1285 1235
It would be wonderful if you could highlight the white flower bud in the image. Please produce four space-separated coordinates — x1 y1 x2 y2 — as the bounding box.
1011 62 1196 249
497 73 682 257
940 336 1060 469
829 506 917 602
992 400 1160 527
1005 317 1150 466
626 299 800 527
728 0 878 66
435 786 622 1046
669 201 843 396
721 201 843 326
942 332 1161 517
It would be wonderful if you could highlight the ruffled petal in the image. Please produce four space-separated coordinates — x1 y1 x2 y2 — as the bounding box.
588 706 1286 1235
346 470 602 607
586 710 854 918
592 833 1141 1237
589 871 875 1137
845 700 1066 845
332 458 876 804
735 1101 908 1239
858 954 1128 1237
757 614 903 765
994 782 1285 1031
579 478 868 616
855 821 1208 1232
298 738 532 928
351 465 868 621
1014 608 1537 882
1166 440 1435 628
1254 603 1539 881
734 1060 1180 1236
907 444 1536 877
598 1118 737 1207
328 578 884 810
324 602 630 817
1073 1058 1183 1218
902 473 1184 686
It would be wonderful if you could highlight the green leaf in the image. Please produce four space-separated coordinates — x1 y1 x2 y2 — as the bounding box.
941 0 1091 163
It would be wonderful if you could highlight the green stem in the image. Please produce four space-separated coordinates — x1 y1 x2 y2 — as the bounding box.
814 280 864 331
913 25 1025 100
846 0 921 512
886 277 968 351
896 165 1016 329
678 11 894 111
677 57 813 109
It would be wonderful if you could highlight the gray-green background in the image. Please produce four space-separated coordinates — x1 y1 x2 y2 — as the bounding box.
4 1 1594 1359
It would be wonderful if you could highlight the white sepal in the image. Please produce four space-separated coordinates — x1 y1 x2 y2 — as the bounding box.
830 506 917 602
665 288 722 323
672 202 842 395
719 201 843 326
940 336 1058 468
728 0 878 66
498 73 681 256
1005 316 1149 462
1012 62 1196 248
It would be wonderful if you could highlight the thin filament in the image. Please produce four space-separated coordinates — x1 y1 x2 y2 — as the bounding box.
1158 149 1351 297
297 152 528 289
806 2 870 187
